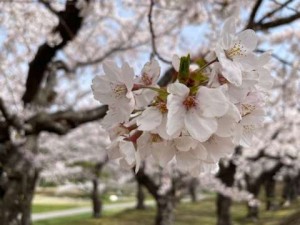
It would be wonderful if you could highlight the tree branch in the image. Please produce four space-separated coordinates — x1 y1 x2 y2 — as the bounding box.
25 105 108 135
22 0 88 104
257 0 295 24
148 0 171 64
246 0 264 29
255 12 300 30
0 98 22 130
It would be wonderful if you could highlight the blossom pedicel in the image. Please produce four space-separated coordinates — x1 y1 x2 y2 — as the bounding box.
92 17 273 176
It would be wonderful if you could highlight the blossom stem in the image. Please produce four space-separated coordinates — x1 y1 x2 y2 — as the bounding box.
198 58 218 72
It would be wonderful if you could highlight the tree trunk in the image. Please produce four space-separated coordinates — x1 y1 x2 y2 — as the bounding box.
91 178 101 218
155 194 175 225
217 194 232 225
282 175 297 206
264 178 276 211
216 156 237 225
91 161 106 218
246 182 260 220
0 136 39 225
136 181 146 210
188 178 198 203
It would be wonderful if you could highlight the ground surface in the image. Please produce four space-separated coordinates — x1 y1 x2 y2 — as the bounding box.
33 197 300 225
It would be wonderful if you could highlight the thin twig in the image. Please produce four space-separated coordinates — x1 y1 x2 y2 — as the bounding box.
148 0 171 64
258 0 294 24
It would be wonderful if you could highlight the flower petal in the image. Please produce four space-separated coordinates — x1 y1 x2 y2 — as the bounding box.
197 86 229 118
184 109 218 142
152 141 175 167
167 83 190 97
237 29 257 51
137 107 163 131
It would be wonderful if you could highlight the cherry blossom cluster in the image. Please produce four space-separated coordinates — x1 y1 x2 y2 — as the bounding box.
91 17 273 176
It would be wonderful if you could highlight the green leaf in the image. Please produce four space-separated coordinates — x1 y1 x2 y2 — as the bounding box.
178 54 190 83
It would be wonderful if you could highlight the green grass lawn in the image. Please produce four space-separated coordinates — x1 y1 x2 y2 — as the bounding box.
32 195 90 213
32 204 87 214
33 197 300 225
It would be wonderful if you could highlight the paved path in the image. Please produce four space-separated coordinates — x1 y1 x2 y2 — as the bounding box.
32 200 155 222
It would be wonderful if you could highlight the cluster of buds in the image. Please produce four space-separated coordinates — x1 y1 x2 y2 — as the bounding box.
91 17 272 176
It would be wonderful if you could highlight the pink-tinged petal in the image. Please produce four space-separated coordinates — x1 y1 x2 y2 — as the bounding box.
184 109 217 142
235 53 257 71
119 140 136 165
107 139 122 160
227 84 248 104
152 142 175 167
193 143 207 160
174 136 198 152
166 94 185 137
222 61 243 86
103 60 120 81
197 86 229 118
134 89 157 109
119 158 133 170
203 136 234 163
237 29 257 51
155 114 172 140
121 62 135 91
136 132 152 159
241 108 265 126
176 151 199 172
240 127 254 147
142 59 160 83
172 54 180 72
137 107 162 131
221 17 236 49
216 115 236 137
167 83 190 97
91 76 115 104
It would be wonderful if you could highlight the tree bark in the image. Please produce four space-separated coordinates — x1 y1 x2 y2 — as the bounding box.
282 175 297 206
136 181 146 210
0 136 39 225
155 194 175 225
216 156 237 225
246 181 260 220
217 194 232 225
188 178 198 203
90 162 106 218
264 177 276 211
91 178 101 218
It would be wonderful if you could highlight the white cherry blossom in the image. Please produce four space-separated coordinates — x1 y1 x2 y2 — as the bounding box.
166 83 229 142
92 60 135 126
215 17 258 86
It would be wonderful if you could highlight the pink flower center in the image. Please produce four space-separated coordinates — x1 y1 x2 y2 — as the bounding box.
156 102 168 113
141 73 153 85
183 96 197 110
112 84 127 98
218 74 228 85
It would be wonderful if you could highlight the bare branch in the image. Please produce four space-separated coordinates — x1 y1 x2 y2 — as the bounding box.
25 105 108 135
246 0 264 29
39 0 60 17
258 0 295 24
148 0 171 64
255 12 300 30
